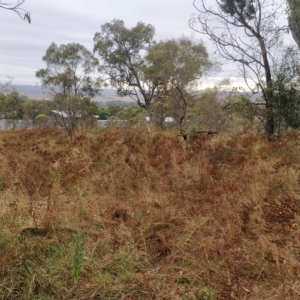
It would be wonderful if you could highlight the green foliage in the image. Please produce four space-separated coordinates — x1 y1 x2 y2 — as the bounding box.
35 114 49 128
151 97 170 128
0 89 24 120
191 0 287 140
97 106 110 120
105 105 144 125
53 96 98 137
187 89 224 132
195 287 214 300
146 36 215 132
36 42 102 137
272 75 300 129
93 19 155 64
146 37 213 87
220 0 256 20
229 95 259 123
23 100 53 120
188 125 199 138
287 0 300 49
107 104 123 116
272 46 300 130
93 19 160 113
117 105 144 123
71 230 86 283
36 42 101 98
186 86 259 134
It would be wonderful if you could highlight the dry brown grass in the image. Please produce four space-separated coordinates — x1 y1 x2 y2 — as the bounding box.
1 126 300 299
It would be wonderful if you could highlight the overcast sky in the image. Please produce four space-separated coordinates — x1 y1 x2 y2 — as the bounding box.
0 0 293 89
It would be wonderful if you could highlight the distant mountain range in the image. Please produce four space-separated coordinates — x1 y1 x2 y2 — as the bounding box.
10 85 262 103
10 85 134 103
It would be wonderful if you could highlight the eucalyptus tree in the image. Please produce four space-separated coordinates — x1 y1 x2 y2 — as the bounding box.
36 42 102 137
36 42 101 98
93 19 163 121
190 0 289 140
287 0 300 49
0 89 24 126
272 46 300 130
145 37 215 135
23 100 51 119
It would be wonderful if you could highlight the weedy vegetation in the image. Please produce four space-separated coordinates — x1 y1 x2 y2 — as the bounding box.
1 125 300 299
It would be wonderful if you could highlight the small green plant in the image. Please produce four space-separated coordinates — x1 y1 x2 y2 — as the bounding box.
188 125 198 138
71 230 86 284
195 287 214 300
35 113 49 129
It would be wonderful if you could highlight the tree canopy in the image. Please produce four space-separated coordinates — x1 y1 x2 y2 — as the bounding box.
287 0 300 49
93 19 162 116
0 89 24 121
93 20 214 129
36 42 101 98
146 37 213 89
146 37 215 134
219 0 256 20
36 42 102 137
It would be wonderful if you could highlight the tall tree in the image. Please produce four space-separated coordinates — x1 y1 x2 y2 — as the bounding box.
190 0 288 140
287 0 300 49
36 42 102 137
36 42 101 98
23 100 54 120
272 46 300 129
146 37 215 135
93 19 163 120
0 89 24 126
1 0 31 23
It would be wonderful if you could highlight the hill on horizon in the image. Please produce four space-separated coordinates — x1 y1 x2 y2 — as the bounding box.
9 85 135 103
8 84 262 103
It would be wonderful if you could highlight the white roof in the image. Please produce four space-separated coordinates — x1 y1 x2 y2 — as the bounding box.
51 110 81 118
145 116 174 122
165 117 174 123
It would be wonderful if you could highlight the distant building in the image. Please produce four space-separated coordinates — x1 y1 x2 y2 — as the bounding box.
51 110 81 118
98 120 108 127
164 117 174 123
0 119 33 130
145 116 174 123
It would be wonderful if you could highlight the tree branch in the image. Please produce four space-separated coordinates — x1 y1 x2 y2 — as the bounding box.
1 0 31 23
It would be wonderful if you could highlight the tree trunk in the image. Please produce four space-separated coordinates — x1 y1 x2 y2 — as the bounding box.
259 37 275 140
287 0 300 50
176 89 187 136
145 101 153 124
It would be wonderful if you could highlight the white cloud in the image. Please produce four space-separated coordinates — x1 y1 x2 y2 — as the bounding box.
0 0 293 88
0 0 205 85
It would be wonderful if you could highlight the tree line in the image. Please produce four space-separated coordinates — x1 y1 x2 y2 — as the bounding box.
0 89 147 131
2 0 300 139
0 81 262 138
33 20 215 138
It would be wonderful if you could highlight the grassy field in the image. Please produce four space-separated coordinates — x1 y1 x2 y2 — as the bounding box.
1 126 300 299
